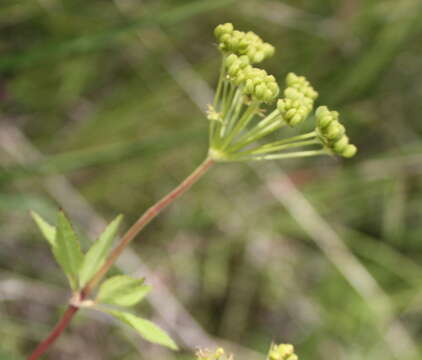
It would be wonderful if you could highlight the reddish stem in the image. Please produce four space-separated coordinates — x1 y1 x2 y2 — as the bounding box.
28 306 78 360
27 156 214 359
84 156 214 293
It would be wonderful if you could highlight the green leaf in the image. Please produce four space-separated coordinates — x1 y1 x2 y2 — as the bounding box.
96 275 150 307
30 210 56 247
107 310 178 350
54 211 84 290
79 214 123 287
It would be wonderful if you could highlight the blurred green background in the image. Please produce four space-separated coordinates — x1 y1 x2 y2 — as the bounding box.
1 0 422 359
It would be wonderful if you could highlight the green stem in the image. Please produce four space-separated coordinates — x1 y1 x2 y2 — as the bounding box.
235 149 328 162
233 109 280 144
222 88 243 137
229 118 286 152
222 83 236 118
221 102 259 150
221 78 229 115
246 109 280 136
259 131 317 149
210 57 227 146
241 139 320 156
213 56 226 108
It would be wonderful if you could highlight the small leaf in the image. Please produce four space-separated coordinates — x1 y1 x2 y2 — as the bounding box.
107 310 178 350
79 214 123 287
96 275 150 307
54 211 84 290
31 210 56 247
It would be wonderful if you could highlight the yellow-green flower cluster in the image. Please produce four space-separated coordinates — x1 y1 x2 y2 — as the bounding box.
277 73 318 127
225 54 279 103
315 106 357 158
196 348 233 360
225 54 250 84
215 23 275 64
268 344 298 360
209 23 358 162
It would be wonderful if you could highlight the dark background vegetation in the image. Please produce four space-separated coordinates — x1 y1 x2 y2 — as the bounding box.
1 0 422 359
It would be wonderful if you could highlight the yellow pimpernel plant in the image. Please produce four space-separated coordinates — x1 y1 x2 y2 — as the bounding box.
207 23 357 162
28 23 357 360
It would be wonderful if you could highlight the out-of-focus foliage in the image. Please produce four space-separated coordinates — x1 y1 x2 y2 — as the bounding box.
1 0 422 359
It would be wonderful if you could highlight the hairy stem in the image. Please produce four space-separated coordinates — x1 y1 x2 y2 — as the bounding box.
27 156 215 360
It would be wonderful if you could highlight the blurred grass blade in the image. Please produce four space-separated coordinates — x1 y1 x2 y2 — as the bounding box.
79 215 123 287
0 128 205 184
96 275 150 307
0 0 233 71
332 0 422 103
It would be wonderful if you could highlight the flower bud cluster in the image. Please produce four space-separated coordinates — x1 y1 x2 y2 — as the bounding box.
277 73 318 127
268 344 298 360
225 54 279 103
315 106 357 158
210 24 358 162
196 348 233 360
215 23 275 64
286 72 318 100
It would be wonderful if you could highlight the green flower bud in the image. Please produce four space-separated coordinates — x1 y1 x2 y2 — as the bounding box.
318 114 333 128
315 105 357 158
277 99 285 112
315 105 328 117
225 54 238 67
333 135 349 153
290 114 303 126
342 144 357 158
238 55 250 66
325 122 345 140
263 88 274 102
233 72 246 86
214 24 275 64
242 79 251 94
315 106 333 127
267 81 279 94
286 72 296 85
285 108 297 119
305 88 318 100
214 23 234 40
253 51 265 63
227 63 239 77
263 43 275 57
278 73 318 126
255 84 266 99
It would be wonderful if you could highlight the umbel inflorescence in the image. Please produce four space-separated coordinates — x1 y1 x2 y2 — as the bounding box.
196 343 299 360
207 23 357 162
